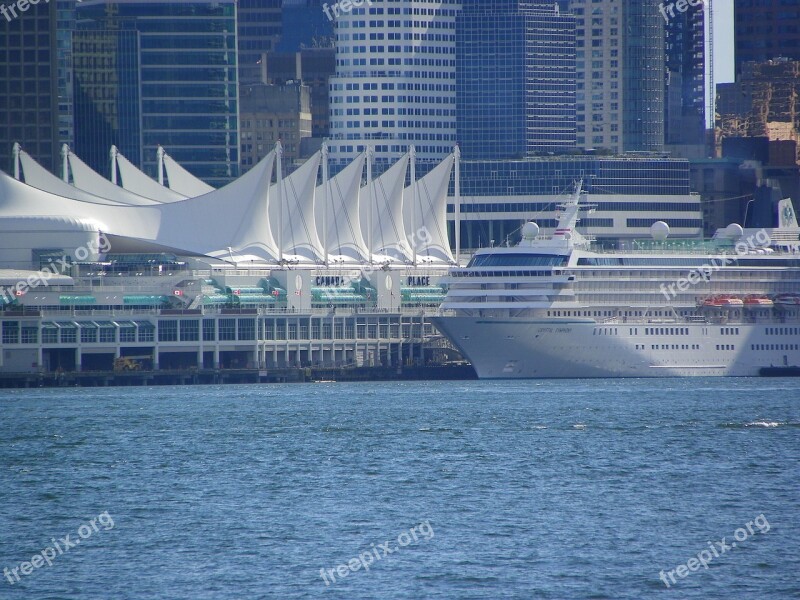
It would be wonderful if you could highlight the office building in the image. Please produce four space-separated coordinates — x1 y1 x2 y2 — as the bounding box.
568 0 665 153
238 0 283 85
239 82 312 171
73 1 240 186
734 0 800 76
0 0 59 173
328 0 461 173
665 1 705 151
456 0 576 159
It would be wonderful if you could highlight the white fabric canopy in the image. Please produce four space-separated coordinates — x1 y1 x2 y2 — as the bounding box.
363 154 410 262
15 150 132 206
402 153 455 263
115 151 186 202
0 151 277 261
162 150 216 197
315 154 368 262
66 151 163 206
268 152 322 262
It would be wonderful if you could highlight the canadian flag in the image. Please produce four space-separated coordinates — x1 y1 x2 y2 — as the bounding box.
294 290 302 296
233 289 241 296
173 289 183 296
271 290 279 296
15 290 25 297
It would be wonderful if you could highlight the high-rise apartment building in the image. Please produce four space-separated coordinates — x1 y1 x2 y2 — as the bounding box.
456 0 576 159
734 0 800 76
73 1 240 186
328 0 461 173
0 0 59 173
568 0 664 153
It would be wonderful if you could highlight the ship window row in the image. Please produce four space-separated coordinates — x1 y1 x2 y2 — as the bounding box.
752 344 799 351
715 344 736 351
766 327 799 335
468 254 568 268
645 327 689 336
651 344 701 350
721 328 740 335
451 270 552 278
593 328 618 335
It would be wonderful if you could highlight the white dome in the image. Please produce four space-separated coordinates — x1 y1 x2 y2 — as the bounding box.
650 221 670 241
522 221 540 240
725 223 744 239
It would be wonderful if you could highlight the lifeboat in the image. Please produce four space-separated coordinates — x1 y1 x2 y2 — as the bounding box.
774 294 800 306
744 295 774 307
717 295 744 306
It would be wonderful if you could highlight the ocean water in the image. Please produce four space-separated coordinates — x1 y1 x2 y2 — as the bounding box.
0 378 798 599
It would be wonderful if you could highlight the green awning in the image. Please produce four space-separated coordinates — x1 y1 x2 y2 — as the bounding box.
59 295 96 305
123 295 169 305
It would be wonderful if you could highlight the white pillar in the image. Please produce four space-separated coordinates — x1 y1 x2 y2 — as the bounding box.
321 141 329 265
12 142 21 180
157 146 165 186
61 144 70 182
454 144 461 264
410 145 417 265
276 140 284 263
366 145 374 263
110 146 118 185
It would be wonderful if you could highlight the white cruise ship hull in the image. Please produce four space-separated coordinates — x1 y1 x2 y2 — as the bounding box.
431 317 800 378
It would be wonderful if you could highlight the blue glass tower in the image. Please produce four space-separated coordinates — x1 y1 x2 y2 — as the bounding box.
74 1 239 186
456 0 576 159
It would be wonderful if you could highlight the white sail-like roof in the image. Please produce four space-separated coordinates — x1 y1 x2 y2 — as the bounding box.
115 151 187 202
268 152 322 262
162 150 215 197
402 153 455 263
61 150 165 206
363 154 410 262
316 153 368 262
0 151 278 261
16 149 129 206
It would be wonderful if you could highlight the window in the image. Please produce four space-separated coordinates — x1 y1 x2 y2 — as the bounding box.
180 320 199 342
238 318 255 341
159 320 178 342
203 319 216 341
219 319 236 341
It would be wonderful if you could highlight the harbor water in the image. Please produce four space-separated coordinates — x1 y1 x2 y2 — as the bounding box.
1 378 798 598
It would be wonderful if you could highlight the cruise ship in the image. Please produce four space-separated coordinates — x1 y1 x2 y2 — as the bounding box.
431 184 800 378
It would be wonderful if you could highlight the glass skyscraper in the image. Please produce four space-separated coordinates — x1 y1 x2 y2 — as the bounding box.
456 0 576 159
0 0 59 173
74 1 239 186
237 0 282 85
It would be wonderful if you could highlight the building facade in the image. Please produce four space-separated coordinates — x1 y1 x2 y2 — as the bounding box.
456 0 576 159
567 0 665 153
734 0 800 75
449 156 702 250
239 83 312 172
328 0 461 173
0 0 59 173
665 0 705 150
73 1 240 186
237 0 283 85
